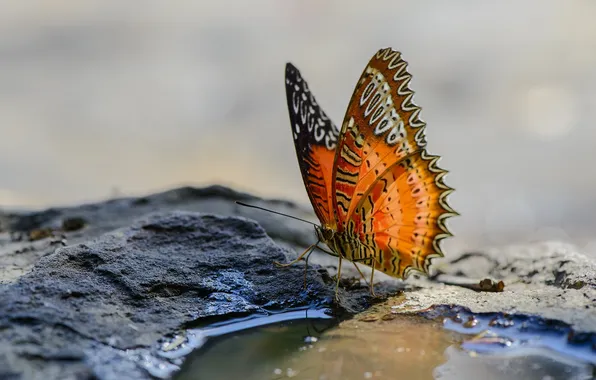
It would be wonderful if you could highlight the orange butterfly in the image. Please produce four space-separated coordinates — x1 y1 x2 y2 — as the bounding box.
281 48 457 297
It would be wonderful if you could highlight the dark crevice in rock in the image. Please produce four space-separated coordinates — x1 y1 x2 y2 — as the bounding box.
549 270 568 288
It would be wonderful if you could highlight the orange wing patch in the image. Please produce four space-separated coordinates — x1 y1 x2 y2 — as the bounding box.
333 48 427 229
350 150 456 278
285 63 339 228
302 144 337 227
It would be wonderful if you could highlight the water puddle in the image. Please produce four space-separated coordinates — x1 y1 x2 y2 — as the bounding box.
166 305 595 380
424 305 596 366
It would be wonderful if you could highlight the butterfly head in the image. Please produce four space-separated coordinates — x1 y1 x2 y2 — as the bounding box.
314 225 335 244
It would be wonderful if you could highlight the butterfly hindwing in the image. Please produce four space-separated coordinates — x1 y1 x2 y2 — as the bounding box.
351 150 456 278
285 63 339 228
332 48 457 278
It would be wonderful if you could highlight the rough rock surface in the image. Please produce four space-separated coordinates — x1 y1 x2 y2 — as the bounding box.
401 241 596 332
0 185 317 284
0 211 338 379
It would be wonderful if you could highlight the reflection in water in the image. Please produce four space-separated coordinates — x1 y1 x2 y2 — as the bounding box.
273 314 458 380
173 315 338 380
175 313 457 380
174 306 596 380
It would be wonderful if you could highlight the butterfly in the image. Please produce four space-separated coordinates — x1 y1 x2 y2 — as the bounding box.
279 48 457 297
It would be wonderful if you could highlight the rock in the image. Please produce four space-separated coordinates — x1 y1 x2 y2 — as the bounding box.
61 217 87 232
0 185 317 284
398 241 596 332
0 211 337 379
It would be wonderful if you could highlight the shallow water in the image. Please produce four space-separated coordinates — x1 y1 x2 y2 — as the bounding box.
170 306 595 380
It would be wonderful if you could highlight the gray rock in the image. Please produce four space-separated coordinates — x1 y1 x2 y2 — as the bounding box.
400 241 596 333
0 185 317 284
0 211 337 379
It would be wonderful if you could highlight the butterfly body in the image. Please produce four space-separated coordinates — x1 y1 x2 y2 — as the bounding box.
284 48 457 288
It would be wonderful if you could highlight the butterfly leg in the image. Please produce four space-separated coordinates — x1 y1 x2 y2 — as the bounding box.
313 245 350 301
318 245 374 296
334 256 343 302
302 247 317 290
350 262 371 289
351 257 377 297
274 243 317 267
369 266 377 297
315 244 339 257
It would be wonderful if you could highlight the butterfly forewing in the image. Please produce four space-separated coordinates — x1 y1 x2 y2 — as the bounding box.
332 48 428 225
285 63 339 228
331 48 457 278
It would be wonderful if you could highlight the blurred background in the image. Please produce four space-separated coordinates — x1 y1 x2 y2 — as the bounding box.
1 0 595 254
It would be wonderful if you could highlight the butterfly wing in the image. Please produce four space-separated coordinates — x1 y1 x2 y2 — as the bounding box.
285 63 339 228
332 48 457 278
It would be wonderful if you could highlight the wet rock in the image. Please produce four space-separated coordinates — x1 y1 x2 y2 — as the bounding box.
0 211 336 379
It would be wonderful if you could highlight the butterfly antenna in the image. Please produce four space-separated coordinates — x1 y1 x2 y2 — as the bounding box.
235 201 318 227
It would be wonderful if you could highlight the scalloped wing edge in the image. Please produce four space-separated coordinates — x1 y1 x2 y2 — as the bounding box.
372 48 458 278
404 149 458 279
374 47 428 149
370 48 457 279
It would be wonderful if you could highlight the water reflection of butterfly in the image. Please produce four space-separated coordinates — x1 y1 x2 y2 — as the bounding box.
281 48 458 297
